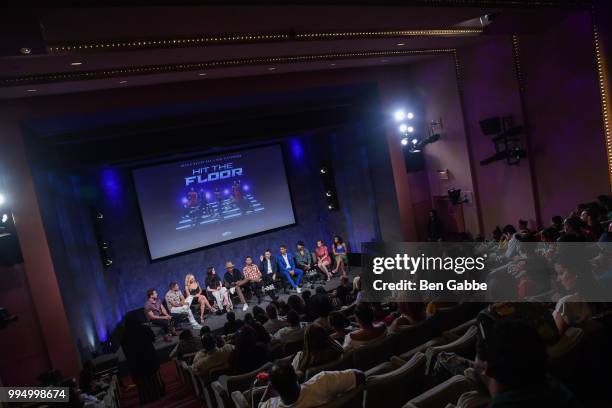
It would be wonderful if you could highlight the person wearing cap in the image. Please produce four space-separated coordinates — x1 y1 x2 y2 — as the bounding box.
223 261 249 311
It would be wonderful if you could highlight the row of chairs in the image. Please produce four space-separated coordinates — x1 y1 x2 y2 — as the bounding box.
229 318 481 408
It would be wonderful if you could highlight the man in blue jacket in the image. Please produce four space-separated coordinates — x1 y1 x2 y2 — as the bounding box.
276 244 303 293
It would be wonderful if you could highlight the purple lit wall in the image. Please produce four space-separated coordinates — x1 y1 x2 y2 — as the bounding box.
459 37 538 233
520 10 609 222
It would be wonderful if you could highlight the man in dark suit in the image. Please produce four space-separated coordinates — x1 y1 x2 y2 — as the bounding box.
259 249 279 298
275 245 304 293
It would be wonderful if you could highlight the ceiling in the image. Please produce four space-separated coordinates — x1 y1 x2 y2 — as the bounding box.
0 3 584 99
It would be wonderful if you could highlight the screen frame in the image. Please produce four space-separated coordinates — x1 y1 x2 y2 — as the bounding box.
130 142 298 262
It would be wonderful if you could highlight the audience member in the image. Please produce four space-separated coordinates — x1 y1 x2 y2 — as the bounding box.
192 333 234 379
287 294 306 315
223 311 242 336
328 311 353 343
228 325 270 374
253 304 269 324
261 362 364 408
388 302 425 334
342 303 387 351
332 275 352 307
169 329 202 361
552 249 595 335
310 293 333 331
475 320 579 408
122 311 165 403
273 310 304 343
244 313 272 344
224 261 250 312
165 282 203 330
292 324 343 374
264 304 287 334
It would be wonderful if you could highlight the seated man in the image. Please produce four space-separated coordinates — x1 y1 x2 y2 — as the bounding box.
260 249 281 290
243 256 268 303
475 319 579 407
192 333 234 379
260 362 364 408
223 261 249 312
144 288 178 341
165 282 203 330
276 245 304 293
263 304 286 334
295 241 319 281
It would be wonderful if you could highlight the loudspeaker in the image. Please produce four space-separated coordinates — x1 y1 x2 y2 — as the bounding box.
403 149 426 173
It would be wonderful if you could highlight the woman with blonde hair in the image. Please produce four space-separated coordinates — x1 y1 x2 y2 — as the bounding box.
184 273 216 321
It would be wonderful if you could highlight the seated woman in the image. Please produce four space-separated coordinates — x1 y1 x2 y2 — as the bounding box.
292 324 343 374
329 311 354 343
205 267 232 313
388 302 426 334
185 273 216 321
331 235 348 277
552 249 597 335
342 303 387 351
315 239 332 281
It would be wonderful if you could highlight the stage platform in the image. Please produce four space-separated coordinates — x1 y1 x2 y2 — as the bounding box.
98 268 359 376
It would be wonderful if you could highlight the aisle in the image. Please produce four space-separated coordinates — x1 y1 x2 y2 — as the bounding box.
120 361 203 408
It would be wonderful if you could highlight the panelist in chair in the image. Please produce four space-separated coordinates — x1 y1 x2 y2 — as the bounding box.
276 244 304 293
223 261 249 312
295 241 318 281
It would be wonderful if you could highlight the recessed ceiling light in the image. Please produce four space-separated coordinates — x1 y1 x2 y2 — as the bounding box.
70 62 82 66
26 89 37 92
268 67 276 71
330 63 336 66
119 80 128 84
397 43 405 46
198 72 207 76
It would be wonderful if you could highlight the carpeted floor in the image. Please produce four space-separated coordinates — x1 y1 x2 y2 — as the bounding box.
120 361 202 408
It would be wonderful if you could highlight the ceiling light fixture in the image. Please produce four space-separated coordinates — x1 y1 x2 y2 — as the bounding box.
70 62 82 66
268 67 276 71
397 43 406 46
26 89 37 92
198 72 207 76
119 80 128 84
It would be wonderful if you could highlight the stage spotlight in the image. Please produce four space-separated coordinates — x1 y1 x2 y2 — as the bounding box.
1 214 7 223
407 112 414 119
328 204 334 210
103 258 113 268
96 211 104 219
320 167 327 174
407 126 414 133
325 191 332 197
0 194 5 206
401 138 409 146
399 123 408 133
394 110 405 121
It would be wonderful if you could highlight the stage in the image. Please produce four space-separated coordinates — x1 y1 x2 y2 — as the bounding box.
99 268 359 376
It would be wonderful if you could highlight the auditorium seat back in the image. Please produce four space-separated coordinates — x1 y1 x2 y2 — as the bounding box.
212 362 273 408
353 334 397 371
363 352 427 408
403 375 477 408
